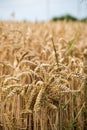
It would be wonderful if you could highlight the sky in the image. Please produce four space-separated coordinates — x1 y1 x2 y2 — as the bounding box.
0 0 87 21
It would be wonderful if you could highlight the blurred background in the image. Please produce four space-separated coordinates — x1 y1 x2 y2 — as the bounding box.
0 0 87 22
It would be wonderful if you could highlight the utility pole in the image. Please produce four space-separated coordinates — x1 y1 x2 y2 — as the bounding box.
77 0 80 19
46 0 50 21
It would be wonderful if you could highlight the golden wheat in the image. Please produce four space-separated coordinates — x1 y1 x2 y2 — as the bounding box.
0 21 87 130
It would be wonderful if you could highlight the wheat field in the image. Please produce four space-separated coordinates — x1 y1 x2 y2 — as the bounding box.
0 21 87 130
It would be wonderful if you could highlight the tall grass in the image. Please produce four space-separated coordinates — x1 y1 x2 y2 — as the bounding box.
0 21 87 130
